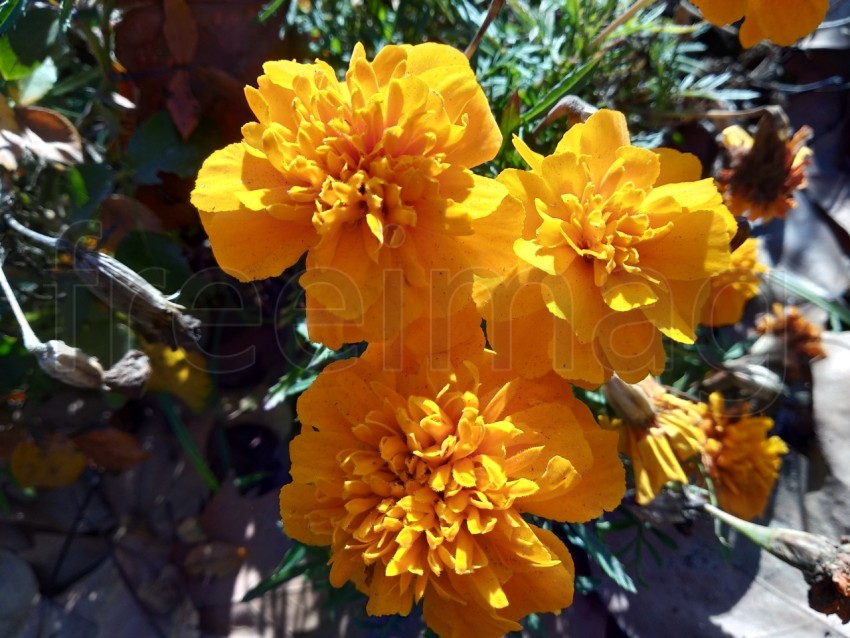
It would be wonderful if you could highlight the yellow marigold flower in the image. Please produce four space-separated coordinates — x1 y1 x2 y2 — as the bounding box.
701 237 766 327
600 376 705 505
718 118 813 224
480 109 736 386
279 350 624 638
191 43 520 348
691 0 828 48
700 393 788 520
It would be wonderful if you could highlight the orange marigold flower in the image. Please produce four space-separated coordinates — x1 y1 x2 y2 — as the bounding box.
191 43 520 348
691 0 828 48
479 109 737 385
600 376 705 505
700 237 766 327
279 350 624 638
717 117 813 224
700 393 788 520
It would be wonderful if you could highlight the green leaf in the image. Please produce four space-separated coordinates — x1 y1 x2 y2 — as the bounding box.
0 8 59 80
258 0 287 23
14 56 57 105
0 0 23 37
763 270 850 327
242 543 319 602
67 162 115 221
58 0 73 32
520 55 601 126
125 111 205 184
565 523 637 593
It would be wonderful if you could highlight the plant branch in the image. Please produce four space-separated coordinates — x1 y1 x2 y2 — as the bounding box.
588 0 655 52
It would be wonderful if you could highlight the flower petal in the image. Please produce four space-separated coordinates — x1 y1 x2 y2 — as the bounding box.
199 209 313 281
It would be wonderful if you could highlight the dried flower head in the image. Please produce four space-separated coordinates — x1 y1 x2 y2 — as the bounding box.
700 393 787 520
718 116 813 224
691 0 828 48
701 237 766 327
280 349 624 638
756 303 826 360
191 42 520 348
600 376 705 505
479 109 736 385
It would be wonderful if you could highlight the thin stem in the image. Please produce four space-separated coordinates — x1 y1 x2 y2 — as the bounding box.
0 250 43 352
3 213 68 250
703 502 774 549
464 0 505 59
157 393 220 492
588 0 655 52
46 474 99 592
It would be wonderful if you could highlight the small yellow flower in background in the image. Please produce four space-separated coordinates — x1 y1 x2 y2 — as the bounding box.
480 109 736 386
10 435 87 488
143 342 211 412
700 237 766 327
600 376 705 505
279 349 624 638
700 392 787 520
718 117 813 224
191 42 521 348
691 0 829 48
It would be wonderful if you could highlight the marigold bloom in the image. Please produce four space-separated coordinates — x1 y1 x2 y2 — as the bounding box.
600 376 705 505
279 350 624 638
691 0 828 48
700 393 787 520
480 110 736 385
701 237 766 327
718 119 813 224
191 43 519 348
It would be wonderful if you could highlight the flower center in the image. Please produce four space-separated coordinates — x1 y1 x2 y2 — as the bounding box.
281 71 476 257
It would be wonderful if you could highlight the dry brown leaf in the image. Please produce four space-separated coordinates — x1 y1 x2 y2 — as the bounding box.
163 0 198 65
167 70 200 139
72 428 151 473
15 106 83 165
97 195 163 252
10 436 87 488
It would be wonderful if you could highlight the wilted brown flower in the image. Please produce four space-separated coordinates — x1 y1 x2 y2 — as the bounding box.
757 304 825 359
754 304 826 381
717 115 812 224
703 503 850 624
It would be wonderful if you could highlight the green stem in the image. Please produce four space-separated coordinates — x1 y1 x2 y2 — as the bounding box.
703 503 775 548
157 393 220 492
588 0 655 51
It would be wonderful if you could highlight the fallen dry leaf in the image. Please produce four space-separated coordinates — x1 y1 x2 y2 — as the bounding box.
72 428 151 473
163 0 198 65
